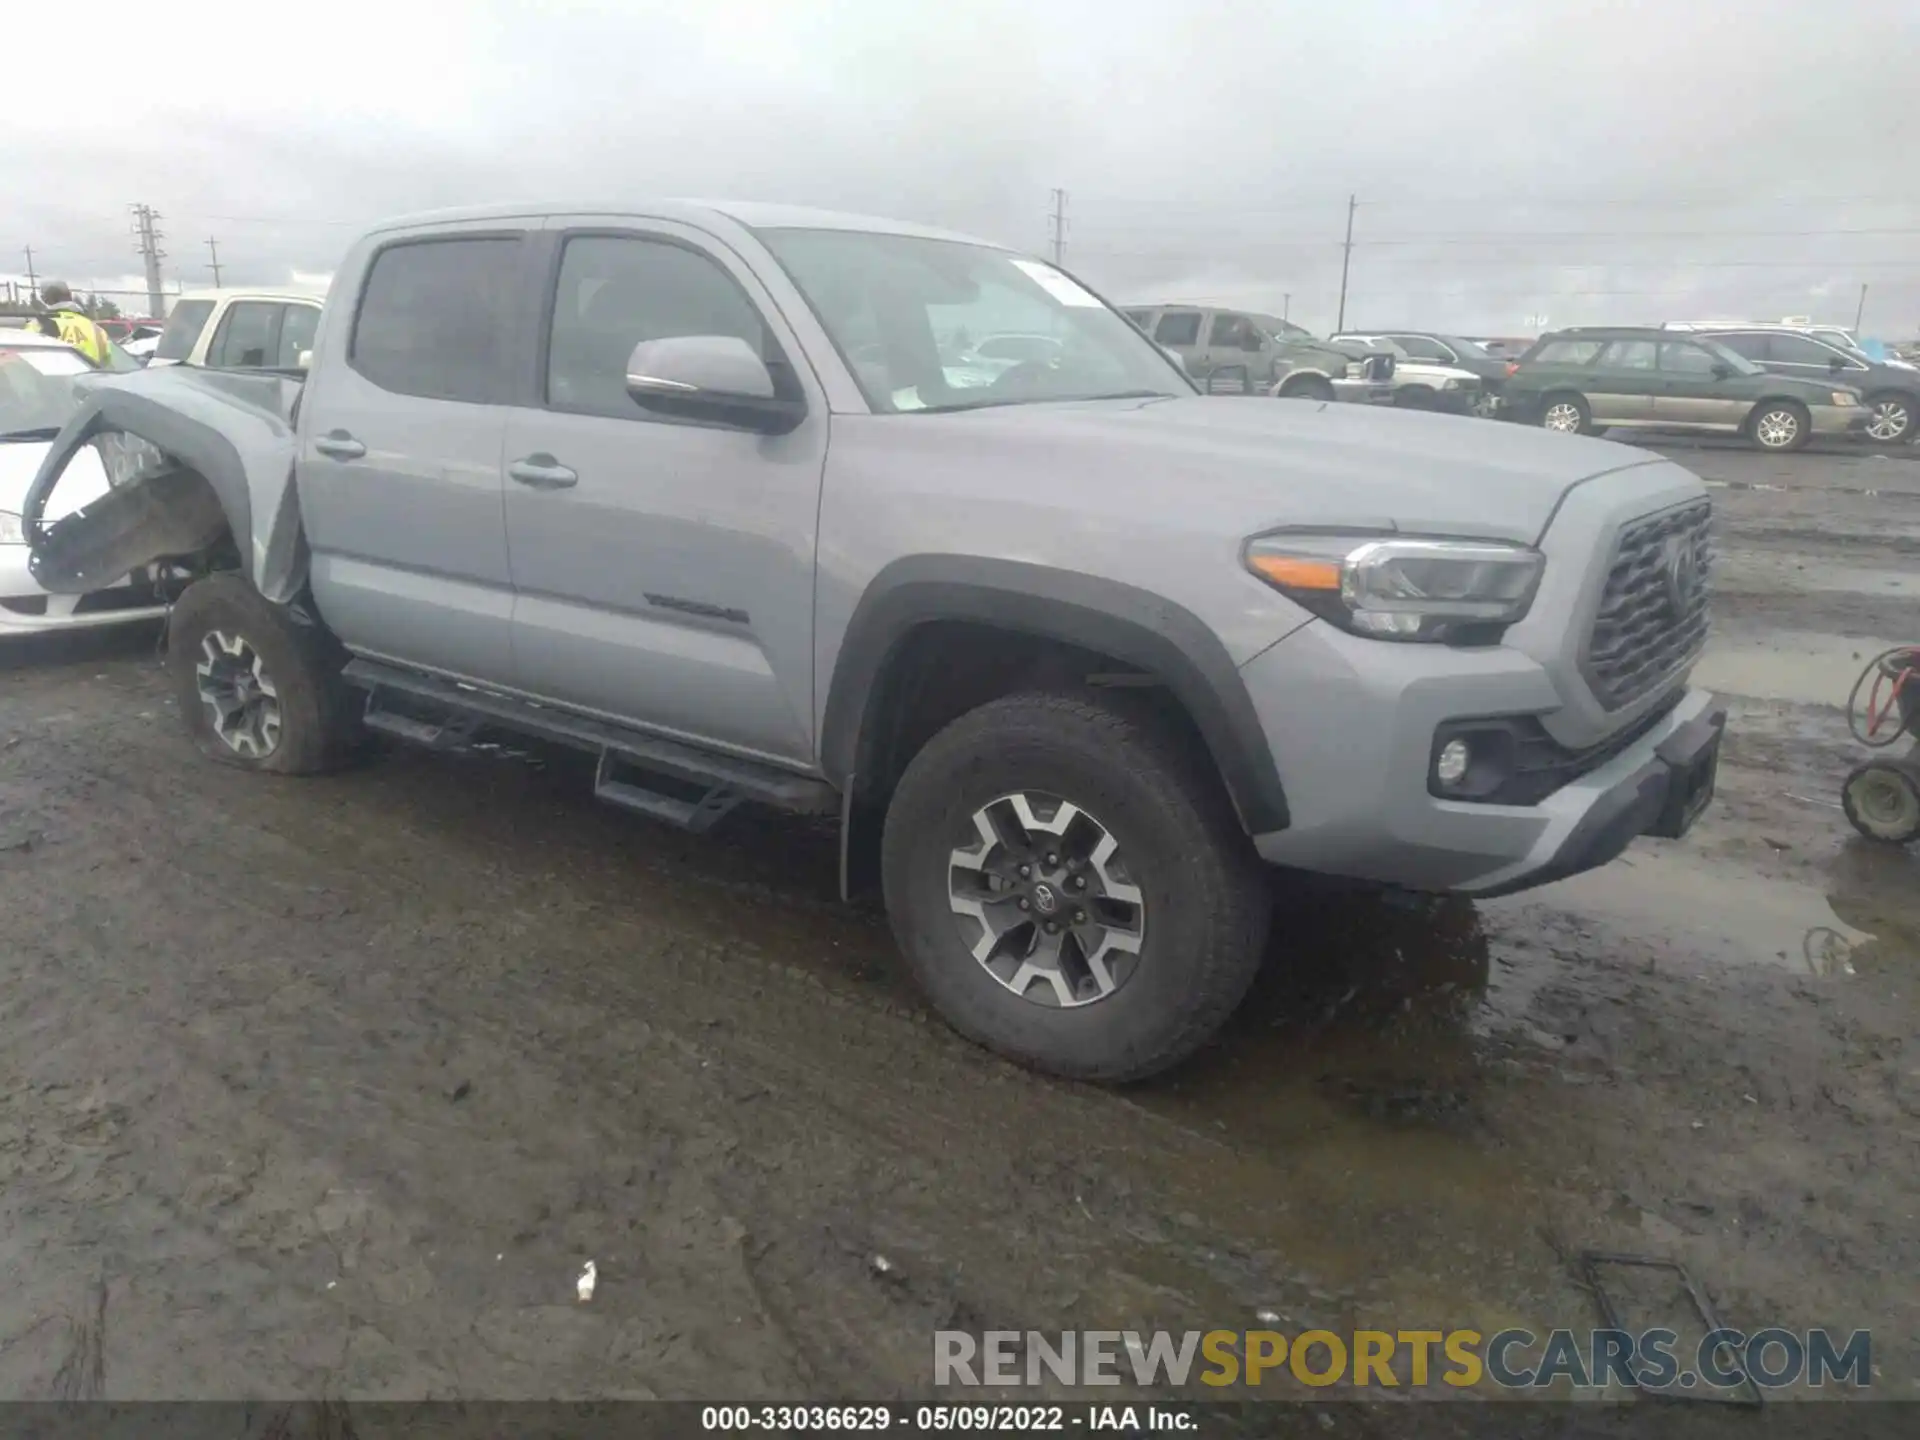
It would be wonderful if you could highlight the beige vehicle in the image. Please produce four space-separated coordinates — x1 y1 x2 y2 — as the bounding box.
1122 304 1394 403
148 287 327 370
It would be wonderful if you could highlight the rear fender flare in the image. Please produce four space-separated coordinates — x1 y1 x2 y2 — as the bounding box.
820 556 1288 834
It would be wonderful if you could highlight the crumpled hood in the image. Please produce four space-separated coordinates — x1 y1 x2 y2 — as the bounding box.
908 395 1670 544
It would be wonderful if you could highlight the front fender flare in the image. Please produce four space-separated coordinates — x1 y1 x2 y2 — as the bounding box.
820 556 1288 834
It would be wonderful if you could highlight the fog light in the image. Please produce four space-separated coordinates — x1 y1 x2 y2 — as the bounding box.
1435 738 1471 788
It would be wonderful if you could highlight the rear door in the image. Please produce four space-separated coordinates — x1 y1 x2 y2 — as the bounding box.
295 226 530 683
1655 339 1747 428
497 219 828 764
1586 338 1659 424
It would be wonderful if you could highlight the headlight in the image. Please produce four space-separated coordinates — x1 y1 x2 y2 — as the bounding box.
1442 377 1464 390
1830 391 1858 406
1244 533 1544 642
0 510 23 545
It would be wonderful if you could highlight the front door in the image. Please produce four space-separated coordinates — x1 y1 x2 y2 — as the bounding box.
499 221 827 765
1586 338 1661 425
1198 312 1260 393
296 228 528 683
1655 339 1748 428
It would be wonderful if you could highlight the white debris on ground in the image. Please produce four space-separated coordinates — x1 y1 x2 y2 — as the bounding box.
577 1260 597 1302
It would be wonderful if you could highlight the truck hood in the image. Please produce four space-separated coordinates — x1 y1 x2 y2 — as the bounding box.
910 395 1667 544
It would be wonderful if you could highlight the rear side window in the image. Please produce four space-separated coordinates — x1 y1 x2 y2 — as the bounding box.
208 301 279 367
154 299 215 361
276 304 321 367
1529 338 1602 366
351 237 521 403
1153 311 1201 346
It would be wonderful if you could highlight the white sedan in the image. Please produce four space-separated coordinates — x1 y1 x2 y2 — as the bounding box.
1 331 170 636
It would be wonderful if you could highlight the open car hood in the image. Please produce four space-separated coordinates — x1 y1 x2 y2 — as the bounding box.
23 366 308 602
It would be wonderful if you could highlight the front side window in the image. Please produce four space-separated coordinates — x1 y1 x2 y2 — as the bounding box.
545 235 777 418
1658 342 1721 375
1208 314 1255 350
351 237 522 404
208 302 279 367
276 304 321 367
760 228 1191 413
1767 333 1844 366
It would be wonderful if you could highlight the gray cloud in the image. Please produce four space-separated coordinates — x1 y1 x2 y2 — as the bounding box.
7 0 1916 336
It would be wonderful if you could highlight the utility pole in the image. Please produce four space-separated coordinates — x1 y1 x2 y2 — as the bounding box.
1048 188 1068 266
205 237 223 287
1335 194 1357 332
1283 293 1291 323
131 204 167 318
1854 283 1869 333
22 245 37 300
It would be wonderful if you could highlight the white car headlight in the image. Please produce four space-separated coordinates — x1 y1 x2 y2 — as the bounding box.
1245 533 1544 642
0 510 24 545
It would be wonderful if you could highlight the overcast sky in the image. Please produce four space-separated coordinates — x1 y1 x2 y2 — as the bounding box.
6 0 1917 335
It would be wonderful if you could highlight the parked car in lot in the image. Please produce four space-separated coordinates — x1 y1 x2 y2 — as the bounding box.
148 287 326 370
1332 331 1510 417
24 201 1724 1081
1 331 170 636
1675 325 1919 445
1329 334 1487 415
1123 304 1395 402
1505 326 1869 452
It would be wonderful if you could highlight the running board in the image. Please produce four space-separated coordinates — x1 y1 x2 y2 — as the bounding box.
342 659 839 827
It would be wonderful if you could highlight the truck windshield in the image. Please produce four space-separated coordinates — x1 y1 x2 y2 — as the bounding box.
758 228 1193 413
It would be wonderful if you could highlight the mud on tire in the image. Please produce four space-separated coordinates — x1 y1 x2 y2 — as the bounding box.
880 690 1271 1082
167 573 360 774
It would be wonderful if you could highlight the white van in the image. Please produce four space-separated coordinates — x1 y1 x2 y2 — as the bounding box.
149 287 327 370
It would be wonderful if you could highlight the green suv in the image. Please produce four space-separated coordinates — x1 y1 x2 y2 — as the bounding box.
1504 327 1870 452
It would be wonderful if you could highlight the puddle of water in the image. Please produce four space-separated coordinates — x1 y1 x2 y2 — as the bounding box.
1692 630 1909 707
1488 850 1873 977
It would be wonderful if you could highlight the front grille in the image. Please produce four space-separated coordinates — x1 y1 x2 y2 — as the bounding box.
1582 499 1713 709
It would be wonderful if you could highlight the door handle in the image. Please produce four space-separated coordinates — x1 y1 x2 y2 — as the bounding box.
508 454 579 490
314 431 365 461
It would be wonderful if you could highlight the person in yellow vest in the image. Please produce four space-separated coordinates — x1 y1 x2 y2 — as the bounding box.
26 282 121 368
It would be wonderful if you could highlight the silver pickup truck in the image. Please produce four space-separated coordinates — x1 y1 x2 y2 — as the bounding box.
20 201 1725 1082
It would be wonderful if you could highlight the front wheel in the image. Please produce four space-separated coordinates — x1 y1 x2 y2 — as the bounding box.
167 573 360 774
1750 400 1812 452
1864 392 1916 445
880 691 1270 1082
1539 392 1592 435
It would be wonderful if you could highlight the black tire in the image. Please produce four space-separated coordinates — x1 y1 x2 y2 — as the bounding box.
880 690 1271 1082
1863 391 1917 445
1842 760 1920 844
1276 374 1335 402
167 573 360 774
1538 391 1592 436
1748 398 1812 452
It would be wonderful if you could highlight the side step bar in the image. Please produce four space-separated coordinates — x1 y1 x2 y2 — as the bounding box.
343 658 839 831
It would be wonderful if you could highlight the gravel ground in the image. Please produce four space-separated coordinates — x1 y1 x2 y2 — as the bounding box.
0 437 1915 1410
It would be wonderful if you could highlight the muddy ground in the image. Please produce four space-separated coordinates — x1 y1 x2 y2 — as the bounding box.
0 438 1916 1413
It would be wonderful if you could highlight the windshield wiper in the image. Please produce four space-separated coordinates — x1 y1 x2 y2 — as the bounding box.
0 426 63 443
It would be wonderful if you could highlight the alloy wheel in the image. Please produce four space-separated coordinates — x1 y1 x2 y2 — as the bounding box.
1866 398 1912 443
1755 408 1801 450
946 791 1146 1009
1543 402 1582 433
194 629 283 758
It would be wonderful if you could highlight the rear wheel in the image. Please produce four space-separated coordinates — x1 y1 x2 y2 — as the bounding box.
1864 392 1915 445
1843 760 1920 844
880 691 1270 1082
1750 399 1811 452
167 573 360 774
1539 392 1592 435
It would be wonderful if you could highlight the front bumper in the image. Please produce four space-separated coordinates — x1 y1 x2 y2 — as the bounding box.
1420 385 1481 415
1810 403 1873 436
1239 619 1722 895
1333 378 1397 405
0 546 167 635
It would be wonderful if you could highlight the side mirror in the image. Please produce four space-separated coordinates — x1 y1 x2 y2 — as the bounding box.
1711 363 1732 379
625 335 806 435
